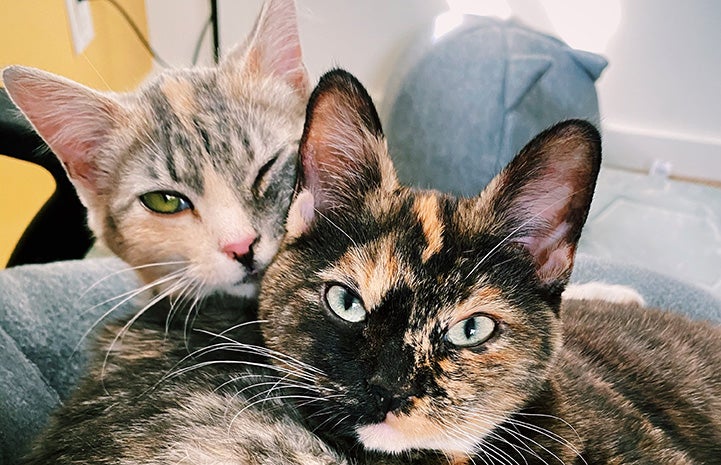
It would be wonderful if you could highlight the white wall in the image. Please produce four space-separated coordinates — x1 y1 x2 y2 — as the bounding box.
145 0 721 183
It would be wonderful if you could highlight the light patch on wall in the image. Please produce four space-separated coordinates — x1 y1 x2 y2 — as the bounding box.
540 0 622 53
433 0 512 40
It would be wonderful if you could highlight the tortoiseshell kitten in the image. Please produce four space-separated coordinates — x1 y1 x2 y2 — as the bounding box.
259 69 721 464
2 0 308 307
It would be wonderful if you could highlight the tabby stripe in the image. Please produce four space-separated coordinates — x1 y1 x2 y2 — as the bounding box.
413 194 444 263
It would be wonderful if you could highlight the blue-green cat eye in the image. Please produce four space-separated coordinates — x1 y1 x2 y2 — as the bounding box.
325 284 366 323
139 191 193 214
446 315 496 348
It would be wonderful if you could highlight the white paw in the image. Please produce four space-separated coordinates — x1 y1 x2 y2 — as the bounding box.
563 282 646 306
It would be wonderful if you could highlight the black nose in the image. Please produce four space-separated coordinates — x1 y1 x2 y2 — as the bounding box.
369 384 407 416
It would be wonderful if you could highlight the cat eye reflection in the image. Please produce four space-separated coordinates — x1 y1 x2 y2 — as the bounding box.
325 284 366 323
139 191 193 214
446 315 496 348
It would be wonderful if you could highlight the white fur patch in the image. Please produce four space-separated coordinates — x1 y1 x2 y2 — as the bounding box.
286 189 315 239
356 413 478 454
563 282 646 306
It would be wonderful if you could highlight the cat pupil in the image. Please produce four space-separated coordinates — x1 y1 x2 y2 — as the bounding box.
464 318 477 339
343 291 355 310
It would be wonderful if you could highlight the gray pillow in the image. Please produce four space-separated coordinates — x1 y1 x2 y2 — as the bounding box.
384 16 607 197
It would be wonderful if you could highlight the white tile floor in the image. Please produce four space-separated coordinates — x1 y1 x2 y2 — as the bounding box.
578 167 721 299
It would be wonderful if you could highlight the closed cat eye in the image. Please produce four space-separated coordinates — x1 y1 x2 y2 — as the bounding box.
139 191 193 214
324 284 366 323
252 155 279 195
445 315 496 348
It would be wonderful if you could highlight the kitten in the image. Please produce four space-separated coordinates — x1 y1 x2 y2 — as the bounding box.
2 0 308 306
258 69 721 464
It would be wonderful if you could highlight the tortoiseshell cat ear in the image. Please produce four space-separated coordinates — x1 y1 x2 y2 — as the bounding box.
2 66 127 205
478 120 601 292
223 0 309 96
287 69 398 237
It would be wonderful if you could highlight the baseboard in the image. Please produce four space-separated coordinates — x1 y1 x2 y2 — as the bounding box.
601 123 721 184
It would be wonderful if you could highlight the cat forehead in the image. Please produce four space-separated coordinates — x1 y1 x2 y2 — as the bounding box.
136 67 303 119
112 69 302 189
318 190 507 313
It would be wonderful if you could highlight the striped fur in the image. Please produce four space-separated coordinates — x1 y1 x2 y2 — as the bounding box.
2 0 308 300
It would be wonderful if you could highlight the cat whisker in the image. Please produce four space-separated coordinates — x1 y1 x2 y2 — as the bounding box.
458 409 574 465
80 266 189 317
79 259 190 299
223 388 336 434
99 278 188 391
465 407 583 463
164 273 201 331
179 277 208 348
314 209 359 248
216 374 330 397
72 268 190 356
512 412 584 444
156 357 319 391
442 414 532 465
193 328 327 377
189 341 323 384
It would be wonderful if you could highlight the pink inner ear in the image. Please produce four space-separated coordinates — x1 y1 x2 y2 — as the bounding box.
508 175 583 284
234 0 308 94
3 67 120 195
30 115 102 190
514 221 574 284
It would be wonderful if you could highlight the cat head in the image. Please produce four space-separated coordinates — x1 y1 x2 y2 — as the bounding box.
259 70 600 455
2 0 309 299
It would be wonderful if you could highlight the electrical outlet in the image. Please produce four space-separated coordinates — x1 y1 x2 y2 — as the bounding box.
65 0 95 54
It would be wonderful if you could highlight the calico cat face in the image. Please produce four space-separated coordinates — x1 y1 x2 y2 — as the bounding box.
259 70 601 455
2 0 308 299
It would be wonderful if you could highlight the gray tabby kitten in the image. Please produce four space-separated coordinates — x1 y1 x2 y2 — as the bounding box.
259 69 721 464
2 0 308 307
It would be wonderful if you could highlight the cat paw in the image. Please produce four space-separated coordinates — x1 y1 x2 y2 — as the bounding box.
563 282 646 306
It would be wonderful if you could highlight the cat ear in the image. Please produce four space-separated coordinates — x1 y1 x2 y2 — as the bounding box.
2 66 126 203
223 0 309 96
478 120 601 290
286 69 397 238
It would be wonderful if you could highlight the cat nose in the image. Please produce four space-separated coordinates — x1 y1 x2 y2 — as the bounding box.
369 384 407 416
222 235 258 270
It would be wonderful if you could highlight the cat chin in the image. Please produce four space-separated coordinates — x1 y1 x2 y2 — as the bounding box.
220 281 260 298
355 416 477 455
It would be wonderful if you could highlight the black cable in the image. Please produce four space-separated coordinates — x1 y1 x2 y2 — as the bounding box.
83 0 170 68
192 17 213 66
210 0 219 64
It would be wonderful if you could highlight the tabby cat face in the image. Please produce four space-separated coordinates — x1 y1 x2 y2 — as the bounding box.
3 0 308 299
260 70 601 454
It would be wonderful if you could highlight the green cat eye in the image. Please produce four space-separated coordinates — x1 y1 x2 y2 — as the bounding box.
139 191 193 214
446 315 496 348
325 284 366 323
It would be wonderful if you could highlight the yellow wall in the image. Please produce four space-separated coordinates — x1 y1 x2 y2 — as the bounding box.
0 0 152 267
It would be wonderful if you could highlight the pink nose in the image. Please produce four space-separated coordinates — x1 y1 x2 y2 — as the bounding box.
222 235 257 260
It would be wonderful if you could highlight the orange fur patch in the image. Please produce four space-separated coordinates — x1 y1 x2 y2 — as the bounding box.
321 235 408 312
161 76 198 123
413 194 444 263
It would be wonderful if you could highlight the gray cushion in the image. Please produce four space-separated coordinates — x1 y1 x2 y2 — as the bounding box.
0 258 137 464
384 16 607 197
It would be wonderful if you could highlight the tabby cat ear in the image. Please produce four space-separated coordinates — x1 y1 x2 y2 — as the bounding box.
2 65 126 203
223 0 309 96
286 69 397 238
479 120 601 290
